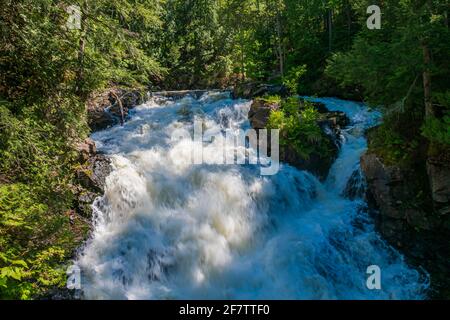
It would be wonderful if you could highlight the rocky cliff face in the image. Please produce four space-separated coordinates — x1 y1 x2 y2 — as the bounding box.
427 155 450 216
73 138 112 218
75 87 146 216
361 149 450 298
361 153 435 228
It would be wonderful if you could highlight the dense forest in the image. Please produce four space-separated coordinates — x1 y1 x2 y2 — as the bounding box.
1 0 449 299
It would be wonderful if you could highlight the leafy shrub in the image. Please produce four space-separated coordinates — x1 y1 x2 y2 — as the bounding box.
422 92 450 146
422 116 450 146
0 184 79 299
268 99 332 159
0 102 88 299
283 65 307 95
281 97 301 116
368 121 421 166
259 95 282 105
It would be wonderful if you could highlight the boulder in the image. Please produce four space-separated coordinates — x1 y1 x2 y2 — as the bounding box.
360 152 443 241
233 82 288 99
319 111 350 128
343 169 366 200
75 138 96 163
361 151 450 297
427 157 450 205
87 106 117 132
360 153 407 220
74 190 99 218
247 98 345 180
74 153 112 217
248 99 280 129
281 146 336 181
76 154 112 193
109 89 145 119
86 90 117 131
87 88 144 132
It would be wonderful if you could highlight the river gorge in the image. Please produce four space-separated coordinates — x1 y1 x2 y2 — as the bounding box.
75 92 429 300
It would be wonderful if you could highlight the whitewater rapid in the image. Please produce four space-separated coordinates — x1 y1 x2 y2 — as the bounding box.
76 92 429 299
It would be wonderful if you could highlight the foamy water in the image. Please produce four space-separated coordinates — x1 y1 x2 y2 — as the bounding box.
76 92 428 300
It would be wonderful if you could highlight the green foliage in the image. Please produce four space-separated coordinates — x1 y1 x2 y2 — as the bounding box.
422 117 450 146
281 97 301 115
159 0 235 88
268 99 332 159
0 0 449 300
326 0 450 111
0 184 82 299
0 104 78 190
283 65 307 94
326 0 450 169
259 95 282 105
368 124 420 165
422 92 450 146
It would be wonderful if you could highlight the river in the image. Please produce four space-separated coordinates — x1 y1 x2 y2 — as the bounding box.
76 92 429 299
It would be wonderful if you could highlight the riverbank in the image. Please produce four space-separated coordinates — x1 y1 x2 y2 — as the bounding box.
361 132 450 299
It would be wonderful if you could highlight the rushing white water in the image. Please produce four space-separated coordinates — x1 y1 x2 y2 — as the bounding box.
77 92 428 300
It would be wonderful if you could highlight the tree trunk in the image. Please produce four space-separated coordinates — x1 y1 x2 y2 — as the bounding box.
445 10 449 29
111 91 125 126
241 40 246 81
345 1 352 42
422 42 434 118
328 9 333 52
276 11 284 78
76 5 87 97
238 20 246 81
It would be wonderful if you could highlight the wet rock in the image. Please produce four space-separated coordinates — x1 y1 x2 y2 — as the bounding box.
88 106 117 132
319 111 350 128
427 157 450 207
281 146 337 181
74 190 98 217
360 153 407 220
75 138 96 163
361 152 446 252
361 148 450 298
343 169 366 200
233 82 288 99
248 99 280 129
248 98 346 180
76 154 112 193
109 89 145 119
87 88 145 132
360 153 436 228
74 150 112 217
86 90 117 131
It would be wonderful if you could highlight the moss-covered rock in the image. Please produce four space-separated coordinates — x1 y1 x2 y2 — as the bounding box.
248 97 348 180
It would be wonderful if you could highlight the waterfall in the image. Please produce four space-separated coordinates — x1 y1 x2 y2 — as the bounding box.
76 92 428 300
